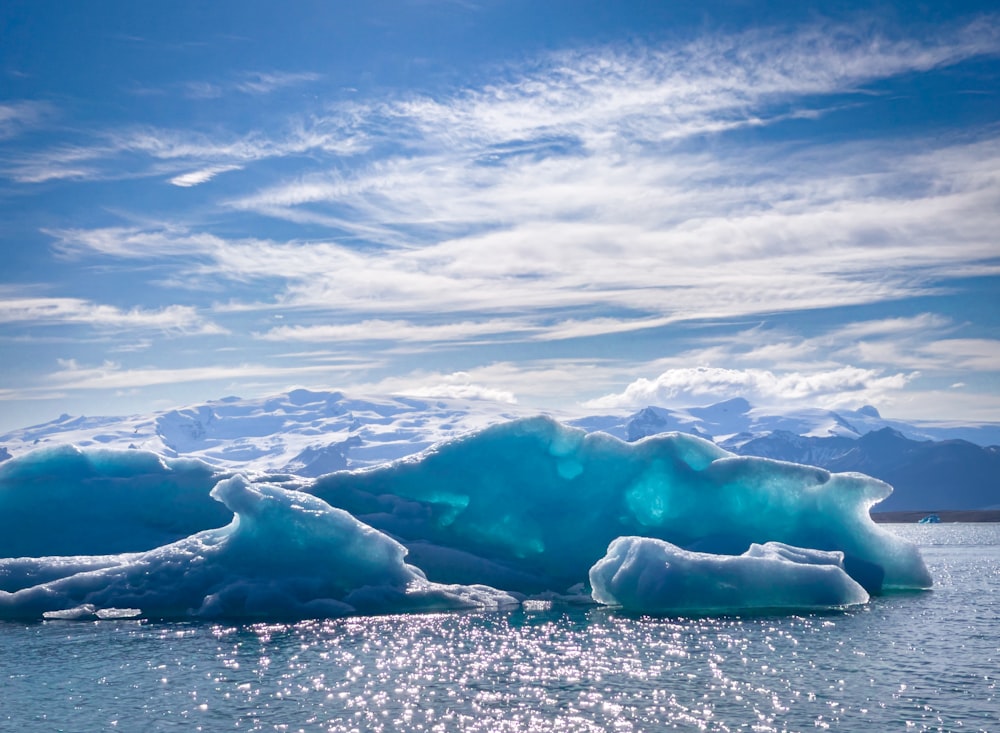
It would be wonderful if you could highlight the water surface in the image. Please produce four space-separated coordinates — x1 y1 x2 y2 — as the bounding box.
3 524 997 732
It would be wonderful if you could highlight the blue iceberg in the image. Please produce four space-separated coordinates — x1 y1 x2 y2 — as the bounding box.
590 538 870 614
0 416 931 619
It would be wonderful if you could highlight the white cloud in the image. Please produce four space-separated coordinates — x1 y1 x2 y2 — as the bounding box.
212 26 1000 324
234 71 323 95
363 360 629 412
684 313 960 372
42 358 374 391
255 318 540 343
338 19 998 163
0 296 224 334
169 164 243 187
586 366 915 411
5 164 94 184
3 142 105 183
252 315 686 346
0 101 54 140
393 372 518 404
920 339 1000 371
181 81 224 99
826 313 954 341
4 114 366 185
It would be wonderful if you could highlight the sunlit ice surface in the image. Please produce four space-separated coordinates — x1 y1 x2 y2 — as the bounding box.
2 524 997 733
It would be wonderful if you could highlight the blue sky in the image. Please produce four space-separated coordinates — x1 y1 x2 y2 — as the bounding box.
1 0 999 431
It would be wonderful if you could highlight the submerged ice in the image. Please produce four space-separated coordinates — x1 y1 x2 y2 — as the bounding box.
0 416 931 619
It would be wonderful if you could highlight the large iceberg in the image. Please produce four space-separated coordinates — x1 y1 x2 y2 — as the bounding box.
0 416 931 619
590 538 870 614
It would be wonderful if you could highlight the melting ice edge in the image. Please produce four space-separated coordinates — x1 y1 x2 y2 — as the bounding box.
0 416 931 620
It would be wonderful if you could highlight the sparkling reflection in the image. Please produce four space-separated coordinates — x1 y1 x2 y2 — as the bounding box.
1 532 997 732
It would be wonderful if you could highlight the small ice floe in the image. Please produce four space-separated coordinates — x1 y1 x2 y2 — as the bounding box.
589 537 870 615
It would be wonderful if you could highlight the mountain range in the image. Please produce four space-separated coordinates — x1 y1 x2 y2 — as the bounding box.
1 390 997 512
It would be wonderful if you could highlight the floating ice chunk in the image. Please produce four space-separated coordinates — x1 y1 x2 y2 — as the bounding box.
0 476 517 620
589 537 870 614
43 604 141 620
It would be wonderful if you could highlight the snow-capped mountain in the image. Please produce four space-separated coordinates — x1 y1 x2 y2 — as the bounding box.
0 389 547 475
2 389 998 510
585 397 1000 447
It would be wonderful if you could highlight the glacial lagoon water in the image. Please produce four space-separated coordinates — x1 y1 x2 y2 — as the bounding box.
2 523 997 733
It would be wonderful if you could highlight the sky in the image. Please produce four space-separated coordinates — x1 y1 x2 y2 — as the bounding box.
1 0 999 431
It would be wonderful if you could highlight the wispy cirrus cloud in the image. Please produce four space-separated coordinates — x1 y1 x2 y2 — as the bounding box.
51 121 1000 329
3 114 365 185
0 295 225 335
179 70 323 98
169 164 243 187
252 315 687 346
39 357 374 392
210 21 1000 335
0 101 55 140
233 71 323 95
254 318 540 344
916 338 1000 372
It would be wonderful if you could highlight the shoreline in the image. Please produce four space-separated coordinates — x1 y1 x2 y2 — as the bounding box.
871 510 1000 523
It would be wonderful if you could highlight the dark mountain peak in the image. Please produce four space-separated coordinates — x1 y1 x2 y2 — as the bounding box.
857 405 881 418
287 388 330 406
861 426 914 445
691 397 752 416
634 405 667 418
625 406 679 441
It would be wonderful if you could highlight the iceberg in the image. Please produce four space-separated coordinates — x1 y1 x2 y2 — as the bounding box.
310 417 931 594
0 476 517 620
0 416 931 620
589 537 869 614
